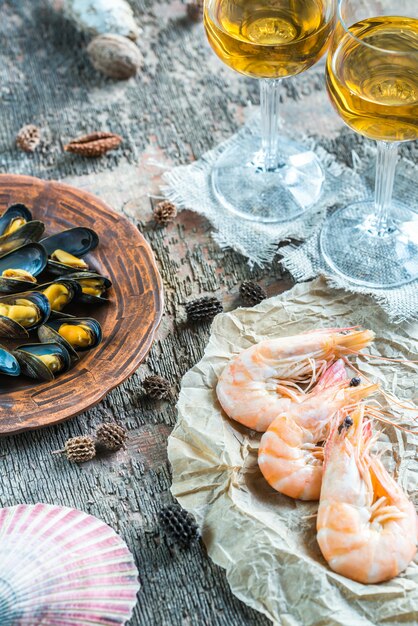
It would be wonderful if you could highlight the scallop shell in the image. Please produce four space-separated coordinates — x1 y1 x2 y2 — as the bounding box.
0 503 139 625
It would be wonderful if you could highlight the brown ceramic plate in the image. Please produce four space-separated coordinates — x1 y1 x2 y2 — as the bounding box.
0 174 163 435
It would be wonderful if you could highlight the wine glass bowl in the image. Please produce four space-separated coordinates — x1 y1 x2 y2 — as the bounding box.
204 0 336 79
320 0 418 288
203 0 336 223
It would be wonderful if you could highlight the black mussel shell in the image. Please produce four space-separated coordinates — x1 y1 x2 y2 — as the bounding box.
40 317 102 353
14 342 71 381
37 279 81 313
0 344 20 376
41 228 99 275
0 204 32 237
0 291 51 338
0 243 47 294
0 221 45 258
64 272 111 305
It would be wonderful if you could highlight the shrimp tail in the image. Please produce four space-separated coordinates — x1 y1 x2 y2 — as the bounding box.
334 329 375 355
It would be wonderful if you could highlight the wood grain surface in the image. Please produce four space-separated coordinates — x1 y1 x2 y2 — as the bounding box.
0 1 415 626
0 174 163 435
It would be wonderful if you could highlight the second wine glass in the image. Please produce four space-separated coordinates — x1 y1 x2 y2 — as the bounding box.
204 0 336 223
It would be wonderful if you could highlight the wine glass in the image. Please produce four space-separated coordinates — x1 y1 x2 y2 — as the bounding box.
204 0 337 223
320 0 418 288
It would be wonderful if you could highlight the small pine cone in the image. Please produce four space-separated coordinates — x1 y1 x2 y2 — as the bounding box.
96 423 127 451
185 296 223 322
153 200 177 226
64 436 96 463
143 375 171 400
64 132 122 158
240 281 267 306
16 124 41 153
186 0 203 21
158 505 199 548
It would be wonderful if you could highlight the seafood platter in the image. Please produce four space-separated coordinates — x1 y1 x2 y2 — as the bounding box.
216 327 416 584
0 202 108 383
170 283 418 622
0 173 163 435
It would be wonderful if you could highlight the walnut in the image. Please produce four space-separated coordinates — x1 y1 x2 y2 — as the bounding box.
87 34 143 80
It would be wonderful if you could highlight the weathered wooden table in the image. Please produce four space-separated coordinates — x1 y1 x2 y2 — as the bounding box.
1 2 415 625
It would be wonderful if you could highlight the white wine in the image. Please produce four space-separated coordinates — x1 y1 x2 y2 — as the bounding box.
326 16 418 142
204 0 335 79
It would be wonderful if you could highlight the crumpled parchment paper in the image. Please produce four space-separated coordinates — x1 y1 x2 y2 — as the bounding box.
168 278 418 626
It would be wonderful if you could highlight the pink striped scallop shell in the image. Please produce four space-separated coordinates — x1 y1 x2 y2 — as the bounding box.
0 503 139 625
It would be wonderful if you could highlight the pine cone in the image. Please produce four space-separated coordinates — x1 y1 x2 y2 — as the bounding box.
143 375 171 400
185 296 223 322
240 281 267 306
64 436 96 463
158 505 199 548
96 423 127 451
153 200 177 226
186 0 203 21
64 132 122 157
16 124 41 153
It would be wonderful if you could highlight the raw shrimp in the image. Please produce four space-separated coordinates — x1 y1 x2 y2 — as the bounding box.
317 405 417 583
258 361 378 500
217 328 374 431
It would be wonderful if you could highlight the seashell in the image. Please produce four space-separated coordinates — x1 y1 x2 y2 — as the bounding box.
14 342 72 381
0 221 45 258
38 317 102 359
0 243 47 294
0 204 32 236
61 0 140 41
0 503 139 624
65 271 112 305
0 344 20 377
41 227 99 275
0 291 51 338
87 34 143 79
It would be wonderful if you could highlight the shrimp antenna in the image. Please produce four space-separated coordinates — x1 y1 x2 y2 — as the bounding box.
344 347 418 365
341 356 418 413
364 404 418 434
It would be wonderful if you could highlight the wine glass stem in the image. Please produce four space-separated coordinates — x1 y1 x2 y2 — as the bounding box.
373 140 399 236
260 78 282 171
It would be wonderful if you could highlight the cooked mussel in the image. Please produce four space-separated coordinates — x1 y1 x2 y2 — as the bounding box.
14 342 71 381
0 221 45 258
41 227 99 275
38 317 102 357
0 243 48 293
0 204 32 237
0 344 20 376
64 272 111 305
38 279 81 313
0 292 51 338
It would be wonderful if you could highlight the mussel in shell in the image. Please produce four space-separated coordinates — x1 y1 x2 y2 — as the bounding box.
41 228 99 275
0 243 48 293
64 272 111 305
0 221 45 258
0 204 32 237
38 279 81 313
14 342 71 381
0 292 51 338
38 317 102 357
0 344 20 376
50 249 88 270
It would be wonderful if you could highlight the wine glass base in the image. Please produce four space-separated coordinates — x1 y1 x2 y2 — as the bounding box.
211 134 324 223
320 201 418 288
